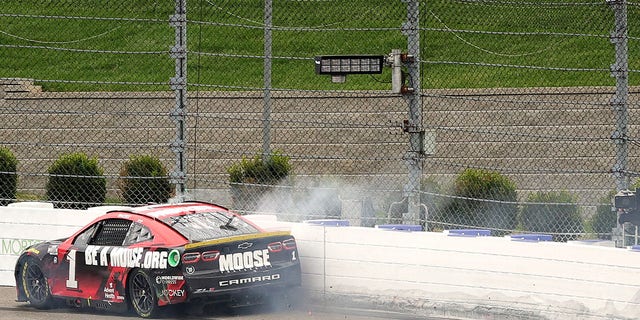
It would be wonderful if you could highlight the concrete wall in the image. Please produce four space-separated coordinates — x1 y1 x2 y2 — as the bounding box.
2 204 640 319
294 225 640 319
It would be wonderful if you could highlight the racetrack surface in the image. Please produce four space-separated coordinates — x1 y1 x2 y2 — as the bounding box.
0 286 455 320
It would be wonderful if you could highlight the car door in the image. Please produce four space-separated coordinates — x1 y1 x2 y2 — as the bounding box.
51 218 133 300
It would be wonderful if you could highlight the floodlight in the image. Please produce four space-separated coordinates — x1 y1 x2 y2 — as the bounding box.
315 55 385 83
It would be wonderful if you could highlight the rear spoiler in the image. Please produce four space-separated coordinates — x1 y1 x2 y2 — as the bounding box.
185 231 292 250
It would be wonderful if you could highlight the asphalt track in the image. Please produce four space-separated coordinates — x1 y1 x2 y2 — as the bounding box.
0 286 454 320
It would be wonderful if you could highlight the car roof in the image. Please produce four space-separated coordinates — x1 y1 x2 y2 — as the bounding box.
106 201 229 220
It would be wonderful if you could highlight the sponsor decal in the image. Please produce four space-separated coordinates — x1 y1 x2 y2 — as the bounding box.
167 249 180 267
194 287 215 294
185 265 195 274
84 245 169 269
219 274 280 287
237 242 253 249
47 245 58 255
155 275 184 285
0 239 41 255
103 286 116 299
218 249 271 272
161 289 185 297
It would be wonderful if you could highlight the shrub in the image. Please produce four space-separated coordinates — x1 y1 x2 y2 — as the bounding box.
228 150 291 185
0 147 18 206
520 190 584 242
46 152 106 209
227 151 292 213
437 168 518 235
119 155 173 205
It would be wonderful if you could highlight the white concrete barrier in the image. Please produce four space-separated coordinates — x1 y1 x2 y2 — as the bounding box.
2 205 640 319
293 225 640 319
0 204 115 285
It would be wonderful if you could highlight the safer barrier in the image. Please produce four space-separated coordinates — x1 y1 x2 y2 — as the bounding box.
2 204 640 319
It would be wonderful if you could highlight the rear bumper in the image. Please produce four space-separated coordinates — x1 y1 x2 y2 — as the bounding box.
185 264 301 302
188 281 301 306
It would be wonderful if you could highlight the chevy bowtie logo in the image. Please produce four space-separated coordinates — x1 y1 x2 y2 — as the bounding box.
238 242 253 249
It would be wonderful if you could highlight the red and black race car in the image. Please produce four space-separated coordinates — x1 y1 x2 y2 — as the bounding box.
14 201 301 318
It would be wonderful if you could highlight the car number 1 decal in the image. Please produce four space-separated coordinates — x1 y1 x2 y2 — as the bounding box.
66 249 78 289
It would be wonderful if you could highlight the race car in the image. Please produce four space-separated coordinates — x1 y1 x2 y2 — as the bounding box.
14 201 301 318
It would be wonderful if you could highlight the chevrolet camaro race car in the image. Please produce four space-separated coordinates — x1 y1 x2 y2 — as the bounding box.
14 201 301 318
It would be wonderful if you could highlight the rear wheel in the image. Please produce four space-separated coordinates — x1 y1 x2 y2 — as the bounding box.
21 257 52 308
128 269 159 318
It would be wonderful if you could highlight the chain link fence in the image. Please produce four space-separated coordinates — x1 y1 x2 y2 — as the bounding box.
1 0 639 241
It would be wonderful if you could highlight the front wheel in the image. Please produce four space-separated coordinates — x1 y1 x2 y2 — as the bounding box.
20 257 52 308
128 269 160 318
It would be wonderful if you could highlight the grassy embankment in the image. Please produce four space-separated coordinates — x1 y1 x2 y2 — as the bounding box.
0 0 636 91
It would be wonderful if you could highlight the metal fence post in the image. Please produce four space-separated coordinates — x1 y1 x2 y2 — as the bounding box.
402 0 423 225
609 0 629 192
263 0 273 159
609 0 629 246
170 0 188 201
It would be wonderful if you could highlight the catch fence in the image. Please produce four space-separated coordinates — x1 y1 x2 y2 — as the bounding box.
0 0 639 241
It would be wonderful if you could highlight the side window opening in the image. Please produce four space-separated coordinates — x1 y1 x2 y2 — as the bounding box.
89 219 132 246
123 222 154 246
73 223 98 245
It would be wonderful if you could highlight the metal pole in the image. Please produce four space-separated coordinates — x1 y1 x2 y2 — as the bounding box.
610 0 629 191
391 49 403 94
608 0 629 246
402 0 423 225
262 0 273 159
170 0 188 201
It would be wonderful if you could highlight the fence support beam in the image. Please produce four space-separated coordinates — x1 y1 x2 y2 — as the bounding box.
262 0 273 159
610 0 629 192
402 0 423 225
170 0 188 201
609 0 629 246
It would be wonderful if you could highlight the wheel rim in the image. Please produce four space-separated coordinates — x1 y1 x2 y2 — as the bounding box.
24 263 48 303
131 272 154 314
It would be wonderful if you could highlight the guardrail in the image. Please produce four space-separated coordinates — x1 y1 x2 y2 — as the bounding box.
2 204 640 319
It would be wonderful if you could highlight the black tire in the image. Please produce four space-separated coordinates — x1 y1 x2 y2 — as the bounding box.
20 257 52 309
128 269 160 318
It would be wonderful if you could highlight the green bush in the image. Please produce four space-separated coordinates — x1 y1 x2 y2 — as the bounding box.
0 147 18 206
437 168 518 235
119 155 173 205
228 151 291 185
46 152 106 210
227 151 292 213
520 190 584 242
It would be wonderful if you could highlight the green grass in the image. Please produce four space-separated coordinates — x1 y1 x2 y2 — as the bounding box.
0 0 638 91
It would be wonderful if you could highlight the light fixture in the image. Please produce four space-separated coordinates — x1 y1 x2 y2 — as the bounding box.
314 55 385 83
